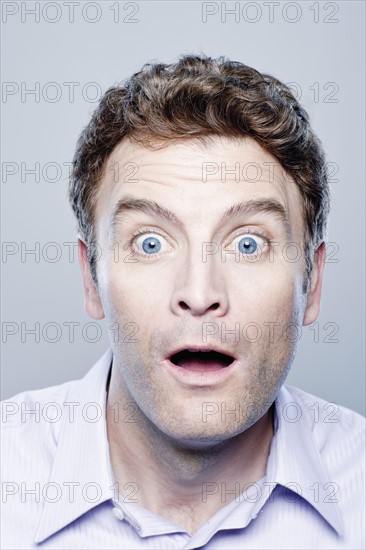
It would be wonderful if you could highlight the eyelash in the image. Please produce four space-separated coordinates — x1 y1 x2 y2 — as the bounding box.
126 226 271 258
126 227 168 258
229 227 270 248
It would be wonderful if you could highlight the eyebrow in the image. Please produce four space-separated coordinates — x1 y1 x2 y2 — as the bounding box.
111 194 291 238
220 199 291 238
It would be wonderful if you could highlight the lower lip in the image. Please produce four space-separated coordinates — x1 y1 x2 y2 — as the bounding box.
160 358 238 386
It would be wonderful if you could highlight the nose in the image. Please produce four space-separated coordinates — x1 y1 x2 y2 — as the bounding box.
170 253 229 318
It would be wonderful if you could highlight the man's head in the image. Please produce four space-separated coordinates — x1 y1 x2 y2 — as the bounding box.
69 54 329 446
70 54 330 294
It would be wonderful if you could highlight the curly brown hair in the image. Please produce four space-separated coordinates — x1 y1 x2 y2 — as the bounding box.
69 53 330 293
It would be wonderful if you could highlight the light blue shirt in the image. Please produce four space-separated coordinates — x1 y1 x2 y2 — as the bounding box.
1 348 365 549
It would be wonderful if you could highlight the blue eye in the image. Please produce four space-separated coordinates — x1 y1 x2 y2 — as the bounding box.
129 230 170 258
237 236 257 255
140 236 162 255
233 234 267 256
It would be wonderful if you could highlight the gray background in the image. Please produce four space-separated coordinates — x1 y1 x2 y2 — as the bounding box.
1 1 365 415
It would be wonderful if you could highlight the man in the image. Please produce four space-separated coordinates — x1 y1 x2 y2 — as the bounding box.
1 54 365 549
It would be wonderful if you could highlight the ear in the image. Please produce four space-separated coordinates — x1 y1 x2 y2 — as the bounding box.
303 241 326 326
77 238 105 320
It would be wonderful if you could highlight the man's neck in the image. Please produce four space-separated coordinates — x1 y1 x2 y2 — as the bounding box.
106 372 274 534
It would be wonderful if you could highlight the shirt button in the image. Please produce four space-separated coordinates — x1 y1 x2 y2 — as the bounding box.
112 507 125 521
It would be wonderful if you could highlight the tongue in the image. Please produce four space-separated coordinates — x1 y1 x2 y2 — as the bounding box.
175 355 228 372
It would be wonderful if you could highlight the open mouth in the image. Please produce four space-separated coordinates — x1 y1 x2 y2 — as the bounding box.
168 349 235 372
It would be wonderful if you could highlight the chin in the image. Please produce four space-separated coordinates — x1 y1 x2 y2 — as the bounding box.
159 421 247 450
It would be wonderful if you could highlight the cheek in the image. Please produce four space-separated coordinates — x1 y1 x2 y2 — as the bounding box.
233 265 301 321
102 267 172 327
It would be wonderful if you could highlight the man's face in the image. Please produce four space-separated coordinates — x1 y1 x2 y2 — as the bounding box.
80 136 324 447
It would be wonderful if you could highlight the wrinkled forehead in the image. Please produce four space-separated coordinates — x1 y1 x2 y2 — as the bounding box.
104 135 291 184
95 135 305 240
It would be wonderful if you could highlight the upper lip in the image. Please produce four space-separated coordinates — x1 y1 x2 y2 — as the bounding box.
164 345 237 361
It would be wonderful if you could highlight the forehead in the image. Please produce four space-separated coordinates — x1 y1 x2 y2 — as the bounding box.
95 135 304 238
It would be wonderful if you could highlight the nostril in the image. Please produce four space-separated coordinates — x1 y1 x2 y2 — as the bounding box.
178 302 220 311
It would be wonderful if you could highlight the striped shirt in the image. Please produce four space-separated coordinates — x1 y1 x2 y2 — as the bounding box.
1 347 365 549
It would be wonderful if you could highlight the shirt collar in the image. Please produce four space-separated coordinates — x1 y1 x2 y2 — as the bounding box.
34 347 115 544
34 349 343 543
268 385 343 536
